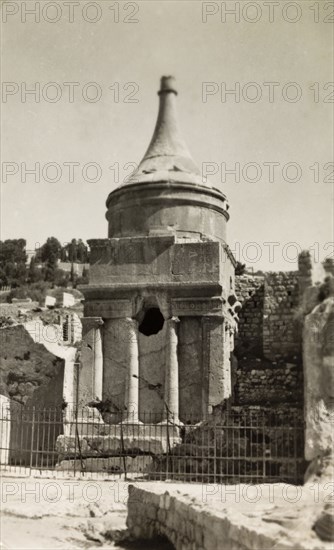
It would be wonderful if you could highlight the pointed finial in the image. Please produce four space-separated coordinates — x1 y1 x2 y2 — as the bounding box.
158 76 178 95
115 74 213 188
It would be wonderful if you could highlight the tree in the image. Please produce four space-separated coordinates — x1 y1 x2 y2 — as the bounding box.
39 237 62 283
16 262 27 285
0 267 7 287
0 239 27 265
77 239 88 263
28 257 43 283
40 237 62 264
67 239 78 263
60 248 68 262
64 239 89 264
70 262 78 286
0 237 89 288
44 259 57 282
0 239 27 287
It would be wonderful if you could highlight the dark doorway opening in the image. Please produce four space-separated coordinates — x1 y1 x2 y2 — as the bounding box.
138 308 164 336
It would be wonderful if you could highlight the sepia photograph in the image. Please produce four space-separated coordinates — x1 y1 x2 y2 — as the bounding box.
0 1 333 548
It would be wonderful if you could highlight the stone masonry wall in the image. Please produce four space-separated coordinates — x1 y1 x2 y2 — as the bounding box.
126 485 325 550
263 271 301 360
235 275 264 357
127 485 249 550
234 272 302 407
234 358 303 405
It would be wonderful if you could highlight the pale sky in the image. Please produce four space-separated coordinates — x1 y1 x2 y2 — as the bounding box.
1 0 333 270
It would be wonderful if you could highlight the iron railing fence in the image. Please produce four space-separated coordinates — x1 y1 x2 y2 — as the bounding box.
0 403 305 484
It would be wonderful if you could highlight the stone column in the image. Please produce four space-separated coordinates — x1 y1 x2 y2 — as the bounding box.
162 317 180 422
124 318 140 423
80 317 104 406
93 323 104 400
62 346 78 425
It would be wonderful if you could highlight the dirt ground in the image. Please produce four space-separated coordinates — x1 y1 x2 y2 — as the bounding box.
1 473 329 550
0 474 174 549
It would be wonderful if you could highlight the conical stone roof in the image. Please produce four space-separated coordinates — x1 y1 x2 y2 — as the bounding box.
122 76 210 188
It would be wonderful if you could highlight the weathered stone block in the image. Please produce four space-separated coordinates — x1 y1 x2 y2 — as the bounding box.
304 297 334 461
56 454 153 473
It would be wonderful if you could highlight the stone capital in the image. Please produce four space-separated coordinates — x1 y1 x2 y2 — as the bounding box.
81 316 104 335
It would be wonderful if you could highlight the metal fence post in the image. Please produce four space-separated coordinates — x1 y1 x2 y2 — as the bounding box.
74 362 85 474
120 412 127 480
262 412 266 481
30 406 35 471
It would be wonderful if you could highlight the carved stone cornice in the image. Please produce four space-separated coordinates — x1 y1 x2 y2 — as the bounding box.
85 299 133 319
171 297 223 316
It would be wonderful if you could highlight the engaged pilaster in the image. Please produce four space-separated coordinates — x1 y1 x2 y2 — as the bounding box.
201 316 231 417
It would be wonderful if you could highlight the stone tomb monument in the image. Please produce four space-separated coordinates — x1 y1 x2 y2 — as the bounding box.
78 76 239 425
